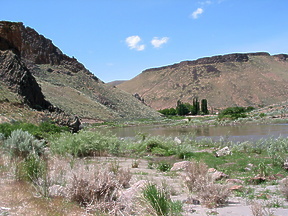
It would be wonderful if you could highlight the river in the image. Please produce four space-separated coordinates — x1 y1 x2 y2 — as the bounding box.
99 123 288 142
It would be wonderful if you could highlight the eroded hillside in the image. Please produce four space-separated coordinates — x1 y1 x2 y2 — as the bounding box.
0 21 161 121
118 52 288 110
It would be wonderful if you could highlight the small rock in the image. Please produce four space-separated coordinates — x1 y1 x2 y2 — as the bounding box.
170 161 192 171
208 168 217 173
211 170 229 181
215 146 231 157
229 185 243 191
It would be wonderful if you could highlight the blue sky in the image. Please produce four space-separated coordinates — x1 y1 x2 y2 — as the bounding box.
2 0 288 82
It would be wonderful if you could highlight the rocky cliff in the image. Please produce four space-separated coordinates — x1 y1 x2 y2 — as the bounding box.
0 21 88 73
0 49 51 109
0 21 161 121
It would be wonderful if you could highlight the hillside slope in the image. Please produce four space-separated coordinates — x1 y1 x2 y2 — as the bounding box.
118 52 288 110
0 21 161 121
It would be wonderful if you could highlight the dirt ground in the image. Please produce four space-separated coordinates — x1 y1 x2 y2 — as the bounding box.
1 156 288 216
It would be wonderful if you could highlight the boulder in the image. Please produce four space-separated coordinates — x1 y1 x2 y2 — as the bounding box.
119 180 148 208
170 161 192 171
215 146 231 157
208 168 228 181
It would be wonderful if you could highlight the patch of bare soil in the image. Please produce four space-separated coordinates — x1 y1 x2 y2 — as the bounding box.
0 173 88 216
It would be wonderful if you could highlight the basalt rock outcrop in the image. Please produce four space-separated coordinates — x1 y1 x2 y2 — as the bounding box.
0 49 51 110
0 21 161 121
0 21 88 73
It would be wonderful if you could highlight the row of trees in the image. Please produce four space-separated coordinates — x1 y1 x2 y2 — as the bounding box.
158 98 209 116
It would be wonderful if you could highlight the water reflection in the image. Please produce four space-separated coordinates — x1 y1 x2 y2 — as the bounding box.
99 124 288 142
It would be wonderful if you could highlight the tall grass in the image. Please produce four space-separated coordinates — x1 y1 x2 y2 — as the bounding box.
142 183 183 216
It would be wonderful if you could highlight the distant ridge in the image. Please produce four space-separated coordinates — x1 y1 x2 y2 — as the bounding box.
118 52 288 110
107 80 127 86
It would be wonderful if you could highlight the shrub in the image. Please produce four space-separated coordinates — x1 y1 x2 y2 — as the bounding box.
197 183 230 208
156 161 172 172
0 121 69 139
15 153 47 182
184 160 230 208
68 165 131 211
158 108 177 116
218 106 249 120
4 129 45 158
50 131 121 157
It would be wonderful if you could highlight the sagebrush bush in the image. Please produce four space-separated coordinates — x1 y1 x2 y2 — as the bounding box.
4 129 45 158
68 165 131 210
50 131 121 157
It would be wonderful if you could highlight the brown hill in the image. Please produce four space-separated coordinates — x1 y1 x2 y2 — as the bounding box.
107 80 127 87
0 21 161 121
118 52 288 111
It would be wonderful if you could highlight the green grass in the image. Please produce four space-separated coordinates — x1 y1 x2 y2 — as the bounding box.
142 183 183 216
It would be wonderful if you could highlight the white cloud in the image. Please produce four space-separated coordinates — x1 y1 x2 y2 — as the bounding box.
191 8 204 19
151 37 169 48
199 0 212 5
125 35 145 51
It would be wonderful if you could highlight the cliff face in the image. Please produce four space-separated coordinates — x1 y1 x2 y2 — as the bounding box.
143 52 271 73
0 50 51 109
0 21 88 73
119 52 288 110
0 21 161 120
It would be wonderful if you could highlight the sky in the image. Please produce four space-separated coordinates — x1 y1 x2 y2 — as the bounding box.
2 0 288 82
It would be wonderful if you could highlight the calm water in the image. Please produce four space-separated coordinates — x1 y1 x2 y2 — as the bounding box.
99 124 288 142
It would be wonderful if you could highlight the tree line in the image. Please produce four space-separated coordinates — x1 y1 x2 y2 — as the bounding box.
158 98 209 116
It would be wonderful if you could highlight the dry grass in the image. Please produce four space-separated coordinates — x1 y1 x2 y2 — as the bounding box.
250 201 274 216
47 156 132 214
184 160 230 208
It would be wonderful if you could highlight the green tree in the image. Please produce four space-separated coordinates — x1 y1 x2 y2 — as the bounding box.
201 99 209 115
191 97 200 115
176 100 189 116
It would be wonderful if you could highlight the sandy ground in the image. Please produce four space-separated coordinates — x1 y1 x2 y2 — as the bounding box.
1 156 287 215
